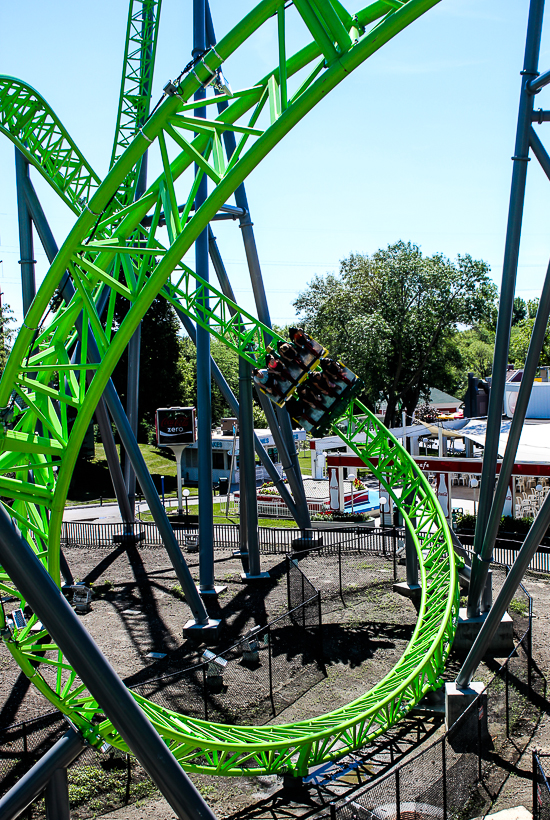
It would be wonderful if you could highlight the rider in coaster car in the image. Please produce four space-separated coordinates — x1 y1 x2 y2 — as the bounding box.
309 369 339 398
297 381 325 410
289 327 318 356
277 340 307 371
287 396 316 428
320 357 352 385
253 368 283 399
266 352 293 383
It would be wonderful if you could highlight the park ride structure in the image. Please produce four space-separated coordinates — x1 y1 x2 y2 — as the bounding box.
0 0 465 812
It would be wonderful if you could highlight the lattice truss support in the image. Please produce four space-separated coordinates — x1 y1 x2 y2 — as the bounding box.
0 0 459 777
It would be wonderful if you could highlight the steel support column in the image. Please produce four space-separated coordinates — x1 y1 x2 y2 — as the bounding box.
194 0 215 592
206 2 311 530
0 729 84 820
15 149 36 316
457 486 550 687
20 169 134 526
239 353 260 574
175 307 299 518
467 0 545 617
0 508 218 820
45 767 70 820
477 257 550 595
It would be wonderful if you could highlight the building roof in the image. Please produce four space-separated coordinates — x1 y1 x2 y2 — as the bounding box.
429 388 462 406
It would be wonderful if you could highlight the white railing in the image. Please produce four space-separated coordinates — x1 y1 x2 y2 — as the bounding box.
230 499 330 519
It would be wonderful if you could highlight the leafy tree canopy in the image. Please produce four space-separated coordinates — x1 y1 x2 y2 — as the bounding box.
293 241 496 427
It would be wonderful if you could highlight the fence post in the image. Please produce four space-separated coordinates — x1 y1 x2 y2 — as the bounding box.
395 766 401 820
330 802 337 820
267 627 275 716
533 751 538 820
286 556 291 612
338 540 344 605
203 665 208 722
125 754 132 804
392 527 397 581
441 738 447 820
317 592 324 665
477 699 483 782
505 663 510 738
528 597 533 691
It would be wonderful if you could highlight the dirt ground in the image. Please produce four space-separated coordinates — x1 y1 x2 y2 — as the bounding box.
0 537 549 820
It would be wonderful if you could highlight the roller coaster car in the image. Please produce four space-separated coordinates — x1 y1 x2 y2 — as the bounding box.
286 359 364 436
253 329 327 407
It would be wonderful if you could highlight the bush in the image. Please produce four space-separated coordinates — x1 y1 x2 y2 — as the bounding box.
311 511 372 523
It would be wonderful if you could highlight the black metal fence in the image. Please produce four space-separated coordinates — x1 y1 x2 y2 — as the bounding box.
329 586 545 820
534 753 550 820
0 559 324 817
129 590 324 725
60 520 399 556
458 532 550 573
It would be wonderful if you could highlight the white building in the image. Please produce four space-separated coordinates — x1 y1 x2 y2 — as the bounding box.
180 427 306 485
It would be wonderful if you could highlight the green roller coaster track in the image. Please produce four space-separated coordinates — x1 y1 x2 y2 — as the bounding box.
0 0 459 778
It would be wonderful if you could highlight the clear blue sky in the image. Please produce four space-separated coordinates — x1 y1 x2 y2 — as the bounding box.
1 0 550 329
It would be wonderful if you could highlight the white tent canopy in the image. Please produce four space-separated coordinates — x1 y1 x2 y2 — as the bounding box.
433 418 550 463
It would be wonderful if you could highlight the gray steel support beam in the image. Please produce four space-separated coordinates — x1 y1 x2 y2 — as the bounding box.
477 257 550 593
56 286 207 622
529 125 550 180
124 327 141 515
467 0 545 618
194 0 215 592
15 149 36 316
0 509 218 820
18 131 206 617
175 308 299 518
0 729 84 820
45 767 70 820
239 354 260 574
20 170 134 526
206 3 311 531
105 380 209 621
457 487 550 687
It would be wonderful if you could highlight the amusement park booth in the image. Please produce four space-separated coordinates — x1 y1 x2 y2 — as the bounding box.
180 427 306 486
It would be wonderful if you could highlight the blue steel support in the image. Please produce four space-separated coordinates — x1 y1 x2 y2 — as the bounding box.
467 0 545 618
239 352 260 574
45 767 70 820
15 148 36 316
0 508 218 820
124 0 155 518
205 3 311 530
194 0 215 591
175 306 299 518
0 729 84 820
478 257 550 593
20 174 134 526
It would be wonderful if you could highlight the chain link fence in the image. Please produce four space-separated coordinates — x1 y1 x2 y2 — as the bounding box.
327 583 545 820
0 561 324 817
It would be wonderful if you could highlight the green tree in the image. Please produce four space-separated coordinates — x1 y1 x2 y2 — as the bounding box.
294 241 497 427
454 324 495 393
512 296 528 325
0 300 16 374
112 298 188 441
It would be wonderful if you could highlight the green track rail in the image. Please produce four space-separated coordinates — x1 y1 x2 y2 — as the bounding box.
0 0 458 778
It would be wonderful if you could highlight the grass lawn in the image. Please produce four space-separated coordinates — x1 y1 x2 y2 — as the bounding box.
67 443 198 503
297 447 311 476
139 501 298 528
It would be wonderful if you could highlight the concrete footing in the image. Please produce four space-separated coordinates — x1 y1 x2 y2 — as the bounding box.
445 681 486 733
393 581 421 602
199 585 227 595
183 618 221 642
240 572 271 582
453 607 514 654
